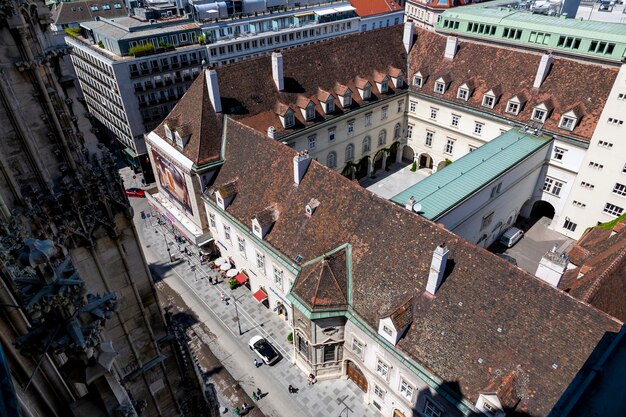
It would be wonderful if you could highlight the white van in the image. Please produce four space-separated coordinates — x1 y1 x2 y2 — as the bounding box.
499 227 524 248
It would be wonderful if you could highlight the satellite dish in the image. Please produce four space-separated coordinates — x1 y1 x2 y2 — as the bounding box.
412 203 422 213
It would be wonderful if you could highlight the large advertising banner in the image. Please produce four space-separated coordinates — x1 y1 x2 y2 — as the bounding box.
152 149 193 215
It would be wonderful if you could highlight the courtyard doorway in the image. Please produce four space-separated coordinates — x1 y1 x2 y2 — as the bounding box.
346 361 368 393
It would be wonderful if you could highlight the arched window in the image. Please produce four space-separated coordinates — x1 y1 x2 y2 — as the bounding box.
327 151 337 169
378 129 387 146
362 136 371 154
394 123 401 139
345 143 355 162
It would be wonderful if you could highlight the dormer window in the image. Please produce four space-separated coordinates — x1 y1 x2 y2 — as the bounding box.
532 108 547 122
413 74 423 88
506 101 520 115
434 81 445 94
175 131 184 148
305 104 315 121
284 111 295 127
216 194 224 208
532 102 552 123
560 115 576 130
363 85 371 100
559 109 579 131
382 325 393 336
482 94 495 108
394 75 403 88
326 97 335 113
381 80 388 93
344 92 352 107
457 87 468 101
164 124 173 140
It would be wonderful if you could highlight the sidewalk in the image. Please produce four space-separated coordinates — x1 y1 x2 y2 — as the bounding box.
132 199 378 417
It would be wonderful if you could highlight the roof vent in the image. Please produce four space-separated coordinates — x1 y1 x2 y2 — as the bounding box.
294 255 303 263
306 198 319 216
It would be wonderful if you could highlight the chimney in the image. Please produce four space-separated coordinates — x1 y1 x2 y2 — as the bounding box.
293 150 311 185
205 68 222 113
272 50 284 91
426 243 449 295
533 54 553 88
444 36 458 59
403 20 414 53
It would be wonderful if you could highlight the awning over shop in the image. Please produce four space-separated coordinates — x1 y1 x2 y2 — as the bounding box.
252 288 268 302
234 273 248 285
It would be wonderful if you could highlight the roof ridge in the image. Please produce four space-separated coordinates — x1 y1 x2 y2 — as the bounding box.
582 247 626 303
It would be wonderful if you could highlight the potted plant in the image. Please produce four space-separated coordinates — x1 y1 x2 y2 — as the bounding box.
228 278 238 290
287 332 293 344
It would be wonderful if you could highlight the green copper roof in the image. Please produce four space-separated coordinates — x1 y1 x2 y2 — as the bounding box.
391 129 551 220
437 0 626 61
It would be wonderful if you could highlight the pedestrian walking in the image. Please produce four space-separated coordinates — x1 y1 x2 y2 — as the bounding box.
252 392 258 401
220 293 225 303
234 407 240 416
288 385 293 393
242 402 249 413
254 358 259 368
256 388 262 398
208 276 214 285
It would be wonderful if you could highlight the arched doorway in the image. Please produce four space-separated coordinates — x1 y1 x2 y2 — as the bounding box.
418 153 433 169
436 160 448 172
402 145 415 163
372 150 384 174
355 157 369 180
530 200 555 219
387 142 400 168
345 361 368 393
393 410 407 417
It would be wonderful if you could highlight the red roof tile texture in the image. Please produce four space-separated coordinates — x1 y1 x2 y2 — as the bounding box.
152 73 223 166
408 28 618 141
208 118 622 416
560 218 626 321
350 0 403 17
153 26 407 165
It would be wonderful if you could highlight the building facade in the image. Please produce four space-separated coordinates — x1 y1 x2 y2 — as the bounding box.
66 16 206 176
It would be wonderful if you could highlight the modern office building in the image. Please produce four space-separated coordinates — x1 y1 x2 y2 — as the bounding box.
66 14 206 177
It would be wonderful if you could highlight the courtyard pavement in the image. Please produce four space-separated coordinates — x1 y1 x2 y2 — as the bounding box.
363 164 430 200
130 197 377 417
490 216 574 275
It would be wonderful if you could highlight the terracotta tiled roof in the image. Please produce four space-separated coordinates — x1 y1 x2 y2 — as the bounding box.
208 118 622 416
349 0 403 17
354 75 370 89
316 88 332 103
152 74 223 166
216 180 238 198
408 28 618 141
386 296 414 332
294 249 349 310
253 205 279 227
482 366 527 411
333 82 351 96
296 95 312 109
153 26 406 160
52 0 127 25
560 218 626 321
